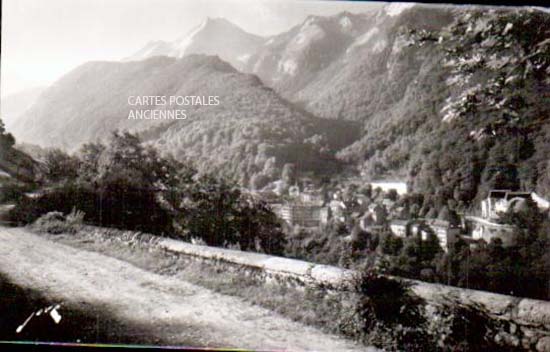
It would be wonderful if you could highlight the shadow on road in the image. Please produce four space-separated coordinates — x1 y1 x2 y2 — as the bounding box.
0 274 176 346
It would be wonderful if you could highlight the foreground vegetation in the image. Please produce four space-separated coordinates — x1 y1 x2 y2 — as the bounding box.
5 128 286 255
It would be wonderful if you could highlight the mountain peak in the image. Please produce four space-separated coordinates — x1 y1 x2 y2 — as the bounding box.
125 17 264 69
203 16 234 26
384 2 416 17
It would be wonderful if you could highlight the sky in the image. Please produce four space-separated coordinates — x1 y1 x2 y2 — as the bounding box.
1 0 383 97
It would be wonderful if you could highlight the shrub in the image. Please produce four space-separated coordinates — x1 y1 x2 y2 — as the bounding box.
7 183 174 235
31 209 84 235
432 302 515 352
284 228 354 266
347 269 433 351
66 208 85 229
0 185 25 204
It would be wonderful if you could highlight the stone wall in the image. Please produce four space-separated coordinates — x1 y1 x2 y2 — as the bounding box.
79 227 550 351
157 237 550 351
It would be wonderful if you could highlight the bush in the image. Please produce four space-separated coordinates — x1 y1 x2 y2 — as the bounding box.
284 227 355 267
7 183 174 236
432 302 511 352
347 269 433 351
0 184 28 203
31 209 84 235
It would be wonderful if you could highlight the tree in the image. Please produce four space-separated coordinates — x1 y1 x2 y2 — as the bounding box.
179 174 241 247
180 174 285 255
381 233 403 256
392 236 423 277
420 228 442 263
361 184 373 199
93 131 191 192
78 142 105 183
42 149 80 183
499 197 543 235
40 132 195 235
386 189 399 202
236 198 286 255
0 117 15 150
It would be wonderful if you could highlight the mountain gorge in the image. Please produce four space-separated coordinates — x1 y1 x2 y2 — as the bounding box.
8 4 550 203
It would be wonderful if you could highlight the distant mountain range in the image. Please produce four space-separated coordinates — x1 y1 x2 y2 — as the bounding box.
245 5 455 119
6 3 550 201
124 17 265 71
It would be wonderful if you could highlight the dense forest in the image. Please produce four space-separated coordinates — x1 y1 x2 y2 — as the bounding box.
3 124 286 256
336 9 550 209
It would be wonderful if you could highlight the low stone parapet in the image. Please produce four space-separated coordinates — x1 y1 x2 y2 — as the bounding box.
156 236 550 351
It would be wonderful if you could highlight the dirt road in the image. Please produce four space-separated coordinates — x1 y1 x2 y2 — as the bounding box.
0 226 374 351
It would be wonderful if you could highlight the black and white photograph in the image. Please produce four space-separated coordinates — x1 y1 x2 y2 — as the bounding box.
1 0 550 350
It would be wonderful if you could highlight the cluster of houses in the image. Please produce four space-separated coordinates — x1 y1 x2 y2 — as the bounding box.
253 180 549 252
388 190 548 251
466 190 549 246
254 180 407 231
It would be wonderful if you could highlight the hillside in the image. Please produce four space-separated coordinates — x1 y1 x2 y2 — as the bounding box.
247 4 549 203
11 55 359 186
0 121 37 184
244 10 376 99
1 86 45 129
245 5 454 119
9 5 550 203
335 7 550 205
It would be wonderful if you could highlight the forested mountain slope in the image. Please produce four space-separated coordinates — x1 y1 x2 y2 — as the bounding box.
336 7 550 205
247 5 549 203
11 55 359 186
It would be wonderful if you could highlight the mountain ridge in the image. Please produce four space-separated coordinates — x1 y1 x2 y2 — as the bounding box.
8 5 550 203
12 54 359 186
124 17 265 71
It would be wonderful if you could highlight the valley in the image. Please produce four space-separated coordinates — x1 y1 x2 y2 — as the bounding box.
1 2 549 350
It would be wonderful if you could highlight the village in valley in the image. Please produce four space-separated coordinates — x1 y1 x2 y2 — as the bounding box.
250 174 550 255
2 2 550 350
